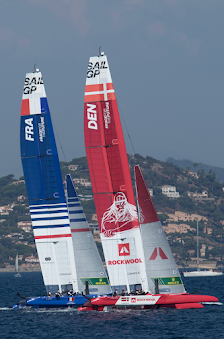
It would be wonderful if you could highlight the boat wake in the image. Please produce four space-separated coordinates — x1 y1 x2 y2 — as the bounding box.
0 307 14 311
201 302 223 305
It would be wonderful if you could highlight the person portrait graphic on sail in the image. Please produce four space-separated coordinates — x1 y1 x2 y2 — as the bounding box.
101 192 139 237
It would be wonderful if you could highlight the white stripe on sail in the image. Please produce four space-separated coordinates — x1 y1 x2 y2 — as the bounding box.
31 213 69 219
32 219 70 227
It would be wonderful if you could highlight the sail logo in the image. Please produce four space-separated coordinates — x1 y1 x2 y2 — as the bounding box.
25 118 34 141
118 243 130 256
103 102 111 129
87 104 98 130
149 247 168 260
87 61 108 78
108 258 142 265
101 192 138 237
23 77 43 95
38 117 46 142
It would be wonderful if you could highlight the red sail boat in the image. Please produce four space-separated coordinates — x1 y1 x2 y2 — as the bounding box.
81 52 219 311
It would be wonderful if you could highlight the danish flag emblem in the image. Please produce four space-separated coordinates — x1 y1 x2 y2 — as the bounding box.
118 243 130 256
149 247 168 260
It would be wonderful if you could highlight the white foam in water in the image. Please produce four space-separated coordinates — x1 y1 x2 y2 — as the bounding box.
201 302 223 305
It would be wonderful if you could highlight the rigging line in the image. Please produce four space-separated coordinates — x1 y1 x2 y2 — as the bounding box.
117 99 136 155
51 117 67 163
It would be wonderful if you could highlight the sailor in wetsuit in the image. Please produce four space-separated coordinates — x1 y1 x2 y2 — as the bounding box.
113 289 118 296
120 288 125 296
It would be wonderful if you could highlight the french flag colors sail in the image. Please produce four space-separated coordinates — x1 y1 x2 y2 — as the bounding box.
66 175 111 294
84 54 148 292
134 165 185 294
20 70 78 293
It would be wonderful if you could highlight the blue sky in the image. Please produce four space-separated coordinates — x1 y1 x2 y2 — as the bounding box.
1 0 224 178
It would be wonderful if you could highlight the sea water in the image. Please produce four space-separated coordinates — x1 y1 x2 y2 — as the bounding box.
0 272 223 339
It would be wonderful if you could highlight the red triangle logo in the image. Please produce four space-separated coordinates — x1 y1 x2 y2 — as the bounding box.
149 247 168 260
149 247 157 260
159 247 168 259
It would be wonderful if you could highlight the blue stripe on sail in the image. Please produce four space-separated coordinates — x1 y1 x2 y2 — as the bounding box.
68 210 83 214
33 224 70 229
68 198 79 202
30 203 67 208
70 218 86 222
31 216 69 221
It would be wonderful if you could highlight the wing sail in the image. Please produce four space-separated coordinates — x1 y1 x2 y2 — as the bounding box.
84 55 148 292
135 165 185 294
20 71 78 293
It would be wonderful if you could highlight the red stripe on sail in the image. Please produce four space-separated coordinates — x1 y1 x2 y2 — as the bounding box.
134 165 159 224
149 247 157 260
35 234 71 239
106 83 114 90
85 84 104 92
71 228 90 232
21 99 30 116
84 93 104 103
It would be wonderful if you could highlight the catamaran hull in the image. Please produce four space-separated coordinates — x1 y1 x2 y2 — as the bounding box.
78 293 219 311
13 294 100 309
183 271 223 277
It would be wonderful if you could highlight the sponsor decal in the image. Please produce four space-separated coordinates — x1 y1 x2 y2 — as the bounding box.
131 298 136 303
151 277 182 286
108 258 142 265
25 118 34 141
118 243 130 256
103 101 111 129
38 117 46 142
80 277 109 286
87 61 108 78
23 77 43 95
45 257 51 261
101 192 138 237
149 247 168 260
87 104 97 130
59 273 71 276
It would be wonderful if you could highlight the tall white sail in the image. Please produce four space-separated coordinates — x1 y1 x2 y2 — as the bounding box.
135 165 185 294
66 174 111 294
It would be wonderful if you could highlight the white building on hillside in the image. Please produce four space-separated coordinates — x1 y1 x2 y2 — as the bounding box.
161 185 180 198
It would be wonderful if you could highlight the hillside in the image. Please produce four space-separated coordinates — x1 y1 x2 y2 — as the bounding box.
0 154 224 268
167 157 224 183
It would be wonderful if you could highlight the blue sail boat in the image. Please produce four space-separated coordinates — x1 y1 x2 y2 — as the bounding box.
13 68 110 309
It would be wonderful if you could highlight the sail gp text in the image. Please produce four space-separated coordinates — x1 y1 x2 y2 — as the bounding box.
87 61 107 78
108 258 142 265
23 77 43 95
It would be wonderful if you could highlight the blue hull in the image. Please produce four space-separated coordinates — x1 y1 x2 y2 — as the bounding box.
13 294 100 309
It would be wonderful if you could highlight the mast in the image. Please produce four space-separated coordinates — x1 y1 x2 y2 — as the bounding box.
20 69 78 293
134 165 185 294
84 53 148 293
15 253 19 273
197 219 200 271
